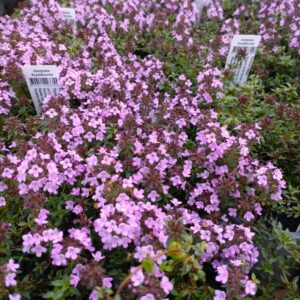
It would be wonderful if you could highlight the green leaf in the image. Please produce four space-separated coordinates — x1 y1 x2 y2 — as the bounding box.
181 232 193 244
142 258 154 274
181 262 192 275
43 292 55 299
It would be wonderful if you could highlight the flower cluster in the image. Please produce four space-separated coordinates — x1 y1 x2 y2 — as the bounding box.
0 80 15 115
0 0 297 299
0 259 21 300
258 0 300 54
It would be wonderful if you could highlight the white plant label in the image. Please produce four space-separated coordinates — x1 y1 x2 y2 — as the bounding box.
61 7 76 32
195 0 211 15
225 35 261 84
21 65 59 114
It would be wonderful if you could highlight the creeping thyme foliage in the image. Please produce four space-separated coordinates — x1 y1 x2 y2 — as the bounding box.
0 0 299 299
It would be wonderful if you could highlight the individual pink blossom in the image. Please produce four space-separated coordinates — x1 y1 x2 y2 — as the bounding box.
160 276 173 294
141 294 155 300
72 205 83 214
102 277 113 288
32 245 47 257
0 196 6 206
214 290 226 300
92 251 105 262
131 268 145 286
6 259 19 273
65 246 81 260
244 212 255 222
89 290 98 300
28 165 43 178
245 280 257 295
34 209 49 226
216 265 228 284
9 294 21 300
5 273 17 287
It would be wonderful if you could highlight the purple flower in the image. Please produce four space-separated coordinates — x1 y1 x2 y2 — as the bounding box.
92 251 105 262
245 280 256 295
34 209 49 226
70 274 80 287
141 294 155 300
72 205 83 214
102 277 113 288
160 276 173 294
214 290 226 300
89 290 98 300
52 253 67 266
131 268 145 287
216 265 228 284
32 245 47 257
148 190 159 202
244 211 255 222
0 196 6 206
28 165 43 178
146 152 159 165
9 294 21 300
5 273 17 287
6 259 19 272
200 230 211 241
65 246 81 260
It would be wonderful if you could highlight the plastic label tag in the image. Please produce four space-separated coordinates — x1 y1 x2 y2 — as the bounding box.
225 35 261 84
61 7 76 33
21 65 59 114
195 0 211 15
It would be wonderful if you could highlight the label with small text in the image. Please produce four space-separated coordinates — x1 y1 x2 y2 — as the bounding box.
225 35 261 84
195 0 211 15
21 65 59 114
61 7 76 32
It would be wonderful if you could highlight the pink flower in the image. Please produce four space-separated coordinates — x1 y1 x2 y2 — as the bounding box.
32 245 47 257
89 290 98 300
133 188 144 200
102 277 113 288
131 268 145 286
65 246 81 260
216 265 228 284
9 294 21 300
92 251 105 262
141 294 155 300
6 259 19 272
34 209 49 226
245 280 256 295
200 230 211 241
70 274 80 287
28 165 43 178
72 205 83 214
160 276 173 294
45 108 57 118
148 191 159 202
149 131 158 144
5 273 17 287
146 152 159 165
65 201 74 210
0 196 6 206
52 253 67 266
2 168 14 178
228 208 237 217
244 211 255 222
214 290 226 300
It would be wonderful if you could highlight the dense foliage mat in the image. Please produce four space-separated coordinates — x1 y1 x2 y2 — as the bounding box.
0 0 299 299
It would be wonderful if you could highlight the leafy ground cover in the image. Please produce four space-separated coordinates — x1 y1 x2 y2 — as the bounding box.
0 0 299 299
